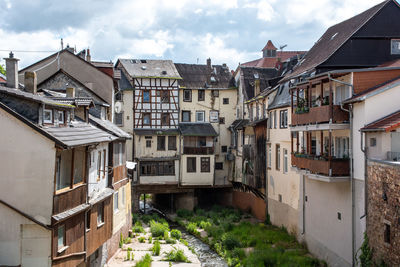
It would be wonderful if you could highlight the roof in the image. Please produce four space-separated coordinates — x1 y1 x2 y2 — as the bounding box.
175 63 235 89
230 119 250 130
361 109 400 132
119 70 134 91
262 40 277 51
179 123 218 136
378 59 400 68
44 120 117 147
50 97 94 107
91 61 113 68
268 82 291 110
133 128 179 136
52 203 89 222
89 114 131 139
118 59 181 79
0 85 74 108
241 67 278 100
241 51 305 68
89 188 114 205
285 0 389 79
344 75 400 103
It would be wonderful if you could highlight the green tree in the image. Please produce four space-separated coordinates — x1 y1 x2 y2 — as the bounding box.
0 64 6 76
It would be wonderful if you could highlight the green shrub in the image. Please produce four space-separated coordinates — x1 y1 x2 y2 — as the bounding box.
132 213 140 224
148 236 152 243
135 253 152 267
199 220 212 230
222 233 241 250
358 232 373 267
124 237 132 244
231 247 245 259
170 229 182 240
127 247 133 251
163 247 190 263
138 237 146 243
152 241 161 256
177 209 193 218
195 208 207 217
126 250 131 261
150 220 169 237
166 237 177 244
119 233 123 248
186 222 198 235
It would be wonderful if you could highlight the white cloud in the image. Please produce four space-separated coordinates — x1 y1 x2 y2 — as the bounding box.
244 0 276 22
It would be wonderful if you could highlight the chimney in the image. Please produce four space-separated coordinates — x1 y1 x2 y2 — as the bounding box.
206 58 211 70
4 51 19 88
24 71 37 94
206 58 212 84
86 48 91 62
66 87 75 98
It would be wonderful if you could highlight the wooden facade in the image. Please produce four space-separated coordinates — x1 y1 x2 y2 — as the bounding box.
254 122 267 190
291 154 350 176
53 184 87 214
292 105 348 126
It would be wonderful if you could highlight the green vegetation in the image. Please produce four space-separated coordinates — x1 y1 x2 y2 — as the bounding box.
138 237 146 243
125 250 134 261
133 221 145 233
170 229 182 240
163 247 190 263
176 205 323 267
152 240 161 256
148 236 152 243
150 220 169 237
0 64 5 76
135 253 152 267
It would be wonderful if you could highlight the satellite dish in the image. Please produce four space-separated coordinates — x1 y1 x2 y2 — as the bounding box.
115 101 123 114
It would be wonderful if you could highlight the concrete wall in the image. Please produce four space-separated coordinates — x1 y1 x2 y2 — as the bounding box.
0 107 55 225
181 155 215 186
0 204 51 267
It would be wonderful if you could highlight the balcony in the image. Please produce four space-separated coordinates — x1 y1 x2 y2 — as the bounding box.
292 105 349 126
291 154 350 177
183 146 214 155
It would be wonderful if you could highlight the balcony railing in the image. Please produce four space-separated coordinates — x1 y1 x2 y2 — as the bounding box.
291 154 350 176
292 105 349 126
183 146 214 155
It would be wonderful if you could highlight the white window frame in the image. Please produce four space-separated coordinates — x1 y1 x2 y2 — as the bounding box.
196 111 205 122
44 109 53 123
283 148 288 173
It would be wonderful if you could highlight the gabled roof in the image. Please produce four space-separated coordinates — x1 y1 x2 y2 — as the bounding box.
286 0 390 79
174 63 235 89
241 51 305 69
117 59 181 79
262 40 277 51
89 114 131 140
241 67 278 100
179 123 218 137
361 109 400 132
229 119 250 130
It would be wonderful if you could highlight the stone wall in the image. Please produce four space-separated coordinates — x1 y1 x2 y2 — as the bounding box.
367 160 400 266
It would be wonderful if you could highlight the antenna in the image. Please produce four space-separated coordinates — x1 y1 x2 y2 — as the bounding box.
279 45 287 50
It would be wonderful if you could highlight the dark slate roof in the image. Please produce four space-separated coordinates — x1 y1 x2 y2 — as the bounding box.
89 188 114 205
241 67 278 100
89 114 131 139
119 70 134 91
179 123 218 136
361 109 400 132
0 85 73 108
133 128 179 136
52 203 89 222
44 120 117 147
230 119 250 130
118 59 181 79
174 63 235 89
285 0 389 79
268 82 291 110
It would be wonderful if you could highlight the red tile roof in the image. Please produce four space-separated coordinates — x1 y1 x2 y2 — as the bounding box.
378 59 400 68
262 40 277 51
361 110 400 132
242 51 305 68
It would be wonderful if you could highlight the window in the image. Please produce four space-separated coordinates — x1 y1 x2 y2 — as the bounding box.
280 110 288 128
161 90 169 103
335 85 350 104
198 90 205 101
384 223 391 244
113 192 119 212
215 162 223 170
157 136 166 150
182 111 191 122
283 149 288 173
198 137 206 147
57 225 65 250
168 136 176 150
278 194 282 202
268 145 272 168
56 150 74 191
263 103 266 118
86 210 91 231
143 90 150 102
212 90 219 97
196 111 205 122
122 187 126 206
221 146 227 153
219 117 225 124
183 90 192 102
73 147 85 184
209 110 219 123
223 98 229 104
201 157 210 172
97 202 104 226
276 144 280 170
115 91 123 101
146 140 151 148
102 149 106 179
337 212 342 221
143 113 151 126
187 157 196 173
370 138 377 147
140 161 175 176
391 39 400 55
274 110 277 128
335 137 349 158
115 112 123 126
116 142 125 166
58 111 64 124
44 109 53 123
97 151 101 181
161 113 170 126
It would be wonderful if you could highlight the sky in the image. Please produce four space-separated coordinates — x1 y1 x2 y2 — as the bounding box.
0 0 385 70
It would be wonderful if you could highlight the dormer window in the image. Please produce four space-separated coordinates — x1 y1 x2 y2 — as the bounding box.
44 109 53 124
264 49 276 58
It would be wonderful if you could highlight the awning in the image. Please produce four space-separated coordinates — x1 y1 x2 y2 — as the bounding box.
52 203 90 222
361 110 400 132
179 123 218 137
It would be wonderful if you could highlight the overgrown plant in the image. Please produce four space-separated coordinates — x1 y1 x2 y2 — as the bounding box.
163 247 190 263
152 240 161 256
358 232 373 267
135 253 152 267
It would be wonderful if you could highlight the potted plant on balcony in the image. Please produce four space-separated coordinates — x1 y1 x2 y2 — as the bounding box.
322 96 329 106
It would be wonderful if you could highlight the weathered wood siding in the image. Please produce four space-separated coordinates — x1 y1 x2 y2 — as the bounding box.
53 185 87 214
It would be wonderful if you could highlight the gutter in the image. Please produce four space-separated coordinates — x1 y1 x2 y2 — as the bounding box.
328 73 356 267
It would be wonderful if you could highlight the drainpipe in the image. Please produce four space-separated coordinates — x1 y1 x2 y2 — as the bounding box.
265 119 269 221
302 174 305 235
328 73 355 266
360 131 367 220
